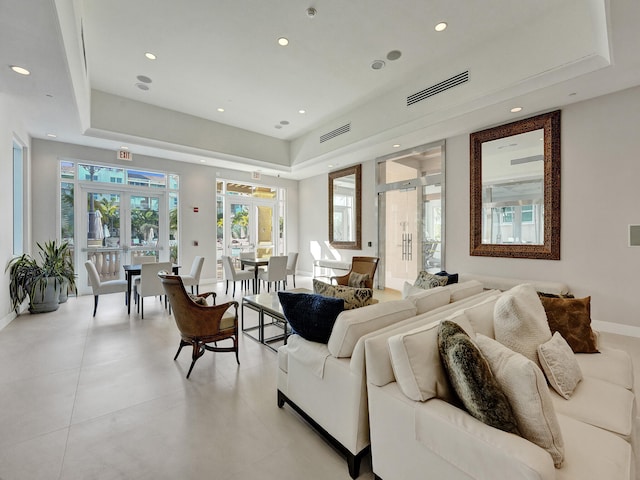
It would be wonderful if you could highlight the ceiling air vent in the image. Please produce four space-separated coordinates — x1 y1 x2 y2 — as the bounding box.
407 71 469 107
320 123 351 143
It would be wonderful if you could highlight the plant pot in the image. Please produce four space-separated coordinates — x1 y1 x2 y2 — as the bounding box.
29 277 60 313
59 278 69 303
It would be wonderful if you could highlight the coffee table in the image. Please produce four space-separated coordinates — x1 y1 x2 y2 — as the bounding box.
241 288 311 351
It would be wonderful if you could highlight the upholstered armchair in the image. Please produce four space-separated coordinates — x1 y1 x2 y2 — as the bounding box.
159 274 239 378
331 256 379 289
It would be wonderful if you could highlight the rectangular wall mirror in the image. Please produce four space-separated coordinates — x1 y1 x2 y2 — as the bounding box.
470 110 561 259
329 164 362 250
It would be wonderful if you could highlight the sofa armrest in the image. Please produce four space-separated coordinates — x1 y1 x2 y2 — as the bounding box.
416 398 556 480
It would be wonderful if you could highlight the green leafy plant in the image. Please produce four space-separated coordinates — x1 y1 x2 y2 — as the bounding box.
5 240 76 313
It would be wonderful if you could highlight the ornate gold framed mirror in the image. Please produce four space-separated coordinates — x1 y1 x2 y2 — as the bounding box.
470 110 561 259
329 164 362 250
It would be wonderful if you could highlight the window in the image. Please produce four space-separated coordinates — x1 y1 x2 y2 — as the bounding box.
13 141 24 255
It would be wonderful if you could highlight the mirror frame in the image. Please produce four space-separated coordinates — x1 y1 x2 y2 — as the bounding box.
329 164 362 250
470 110 561 260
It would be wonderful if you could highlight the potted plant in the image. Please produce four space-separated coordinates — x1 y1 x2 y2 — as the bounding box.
5 240 77 313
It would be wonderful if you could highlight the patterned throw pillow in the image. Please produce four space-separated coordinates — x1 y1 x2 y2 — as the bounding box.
539 296 598 353
313 279 373 310
188 293 208 306
414 271 449 289
437 321 520 435
347 272 370 288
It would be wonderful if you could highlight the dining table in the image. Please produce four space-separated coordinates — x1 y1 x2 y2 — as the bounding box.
240 257 269 293
123 263 180 314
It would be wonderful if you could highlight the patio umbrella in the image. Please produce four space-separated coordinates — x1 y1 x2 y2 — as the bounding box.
93 210 104 240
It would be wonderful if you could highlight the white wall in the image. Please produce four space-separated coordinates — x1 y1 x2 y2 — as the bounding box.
30 140 298 287
298 160 378 276
0 94 32 326
446 85 640 328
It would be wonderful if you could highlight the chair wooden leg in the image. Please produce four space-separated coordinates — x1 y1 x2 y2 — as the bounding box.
186 343 205 379
174 339 189 360
93 295 99 317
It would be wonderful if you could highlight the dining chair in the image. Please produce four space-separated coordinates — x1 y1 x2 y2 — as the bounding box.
222 255 254 297
257 255 288 292
331 256 379 289
84 261 128 317
134 261 173 318
159 274 239 378
285 252 299 288
239 251 257 273
180 256 205 294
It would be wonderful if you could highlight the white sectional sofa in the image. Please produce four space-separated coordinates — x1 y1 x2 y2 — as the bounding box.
364 282 637 480
277 279 489 478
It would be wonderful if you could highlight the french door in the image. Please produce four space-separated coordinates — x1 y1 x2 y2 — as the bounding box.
377 141 445 292
225 199 276 263
78 185 167 294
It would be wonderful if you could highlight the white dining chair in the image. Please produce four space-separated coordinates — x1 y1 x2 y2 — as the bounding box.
134 261 173 318
180 256 205 294
257 255 288 292
222 255 254 297
85 261 128 317
285 252 299 288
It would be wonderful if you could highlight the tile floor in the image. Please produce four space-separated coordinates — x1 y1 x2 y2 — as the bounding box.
0 276 638 480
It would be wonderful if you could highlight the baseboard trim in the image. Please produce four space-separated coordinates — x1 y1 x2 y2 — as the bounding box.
592 320 640 338
0 310 17 332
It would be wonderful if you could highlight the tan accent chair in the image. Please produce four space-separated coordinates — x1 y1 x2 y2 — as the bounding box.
160 274 239 378
331 256 379 289
180 256 205 294
85 261 128 317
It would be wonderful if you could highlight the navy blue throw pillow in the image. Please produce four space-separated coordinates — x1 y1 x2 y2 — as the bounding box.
278 292 344 344
436 271 459 285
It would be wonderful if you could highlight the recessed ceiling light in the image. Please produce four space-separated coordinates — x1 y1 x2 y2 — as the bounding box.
136 75 152 83
370 60 386 70
135 83 150 91
275 125 283 129
510 106 523 113
280 120 290 125
277 37 289 46
200 159 206 163
386 50 402 61
46 133 57 138
217 108 225 112
328 164 334 168
393 144 401 148
145 52 157 60
120 146 129 150
298 109 306 114
10 65 30 75
435 22 448 32
569 92 577 96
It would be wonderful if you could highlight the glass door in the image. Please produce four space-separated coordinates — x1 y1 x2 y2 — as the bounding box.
377 141 445 292
79 187 166 294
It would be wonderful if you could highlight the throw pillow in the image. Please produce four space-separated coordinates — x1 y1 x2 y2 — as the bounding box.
493 284 552 369
540 296 599 353
437 321 520 435
475 334 565 468
277 292 344 344
347 272 370 288
435 271 459 285
188 293 208 306
414 271 449 289
402 281 424 299
313 279 373 310
537 332 583 399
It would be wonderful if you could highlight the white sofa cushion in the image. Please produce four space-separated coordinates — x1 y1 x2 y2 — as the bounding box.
405 286 451 315
537 332 583 399
446 295 500 339
493 284 552 369
447 280 484 303
459 273 570 296
475 334 565 468
327 299 416 358
388 316 474 403
550 376 636 441
576 346 634 390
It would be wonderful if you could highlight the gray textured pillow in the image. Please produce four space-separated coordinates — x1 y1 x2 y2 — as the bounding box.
414 271 449 289
537 332 583 399
437 321 520 435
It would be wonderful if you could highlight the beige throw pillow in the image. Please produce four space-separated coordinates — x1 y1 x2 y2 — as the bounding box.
537 332 583 399
475 334 565 468
493 284 552 369
313 279 373 310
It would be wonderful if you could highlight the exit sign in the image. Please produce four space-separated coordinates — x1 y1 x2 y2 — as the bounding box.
117 150 132 161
